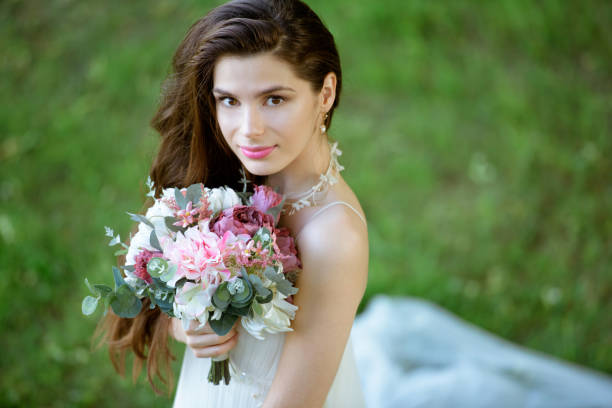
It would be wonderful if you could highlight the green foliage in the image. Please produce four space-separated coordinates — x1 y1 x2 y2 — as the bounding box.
0 0 610 406
264 266 299 297
126 211 154 229
212 282 231 311
149 230 162 252
110 285 142 318
208 312 239 337
249 274 273 304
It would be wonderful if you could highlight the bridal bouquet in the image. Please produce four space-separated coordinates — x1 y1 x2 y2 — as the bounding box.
82 177 300 385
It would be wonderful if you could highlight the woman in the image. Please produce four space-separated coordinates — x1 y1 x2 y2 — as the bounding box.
100 0 367 407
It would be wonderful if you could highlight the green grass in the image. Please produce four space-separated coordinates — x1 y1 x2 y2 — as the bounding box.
1 0 610 406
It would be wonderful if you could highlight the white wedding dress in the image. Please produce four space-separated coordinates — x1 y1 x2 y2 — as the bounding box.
173 201 368 408
352 296 612 408
173 322 365 408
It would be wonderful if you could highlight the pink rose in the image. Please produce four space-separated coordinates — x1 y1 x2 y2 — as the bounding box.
251 185 283 222
209 205 275 238
274 227 301 272
134 249 163 284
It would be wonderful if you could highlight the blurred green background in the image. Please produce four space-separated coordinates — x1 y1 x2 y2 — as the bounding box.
1 0 610 406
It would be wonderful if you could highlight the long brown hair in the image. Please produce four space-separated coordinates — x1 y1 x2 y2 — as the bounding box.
96 0 343 395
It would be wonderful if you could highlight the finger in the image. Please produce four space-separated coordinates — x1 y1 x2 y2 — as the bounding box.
193 333 239 358
185 320 213 336
186 329 238 348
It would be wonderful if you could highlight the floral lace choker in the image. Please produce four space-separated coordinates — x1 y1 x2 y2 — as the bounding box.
281 140 344 216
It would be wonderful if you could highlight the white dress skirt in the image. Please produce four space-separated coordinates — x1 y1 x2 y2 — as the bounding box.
172 321 366 408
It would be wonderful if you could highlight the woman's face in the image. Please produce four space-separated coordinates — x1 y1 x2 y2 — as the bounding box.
212 52 324 176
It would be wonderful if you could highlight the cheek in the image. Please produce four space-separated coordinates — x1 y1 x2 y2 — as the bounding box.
269 103 312 131
216 111 235 140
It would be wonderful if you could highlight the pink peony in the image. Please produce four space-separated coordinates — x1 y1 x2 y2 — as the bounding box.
209 205 275 238
251 185 283 220
274 227 301 272
161 225 231 287
133 249 163 284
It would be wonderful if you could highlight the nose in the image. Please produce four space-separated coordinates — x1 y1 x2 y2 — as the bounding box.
240 106 265 138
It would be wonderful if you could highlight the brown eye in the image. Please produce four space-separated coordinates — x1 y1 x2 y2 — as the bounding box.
219 97 238 107
266 96 284 106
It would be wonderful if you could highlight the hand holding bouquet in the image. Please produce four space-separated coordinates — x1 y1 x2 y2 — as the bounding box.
83 177 301 385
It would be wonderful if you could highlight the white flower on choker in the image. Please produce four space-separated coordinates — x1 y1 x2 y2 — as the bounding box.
281 140 344 215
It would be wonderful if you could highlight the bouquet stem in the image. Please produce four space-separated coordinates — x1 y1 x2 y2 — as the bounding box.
208 353 231 385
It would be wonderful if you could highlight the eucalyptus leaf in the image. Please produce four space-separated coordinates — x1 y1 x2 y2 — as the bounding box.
126 212 154 229
184 183 203 206
212 282 231 311
84 278 96 295
231 279 253 308
150 230 162 252
82 296 99 315
113 248 128 256
147 257 168 278
227 304 250 316
252 301 263 316
153 295 174 313
160 263 177 282
248 274 270 297
174 188 187 210
263 266 298 296
94 284 113 297
111 285 142 318
267 197 286 223
255 288 273 304
102 294 113 312
208 312 238 336
164 216 183 232
112 266 126 289
122 265 135 272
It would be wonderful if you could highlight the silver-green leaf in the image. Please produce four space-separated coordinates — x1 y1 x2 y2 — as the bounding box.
82 296 99 315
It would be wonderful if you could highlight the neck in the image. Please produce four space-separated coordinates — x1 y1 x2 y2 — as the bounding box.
265 136 332 196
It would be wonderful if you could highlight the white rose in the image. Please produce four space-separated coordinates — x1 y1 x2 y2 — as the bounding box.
241 290 298 340
206 187 241 213
125 222 154 267
161 187 175 201
173 282 216 325
145 199 174 233
125 199 173 267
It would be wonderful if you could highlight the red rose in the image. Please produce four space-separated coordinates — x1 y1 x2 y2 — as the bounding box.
209 205 275 237
274 227 301 272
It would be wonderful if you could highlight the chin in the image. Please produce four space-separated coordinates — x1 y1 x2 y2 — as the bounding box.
242 162 279 177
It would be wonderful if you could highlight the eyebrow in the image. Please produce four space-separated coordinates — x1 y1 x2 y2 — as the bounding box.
212 86 297 97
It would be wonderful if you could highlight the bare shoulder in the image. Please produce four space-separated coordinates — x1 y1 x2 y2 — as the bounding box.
295 201 369 291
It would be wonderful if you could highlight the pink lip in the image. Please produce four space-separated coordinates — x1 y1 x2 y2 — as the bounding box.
240 145 276 159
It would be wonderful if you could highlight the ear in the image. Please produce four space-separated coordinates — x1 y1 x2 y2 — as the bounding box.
319 72 337 113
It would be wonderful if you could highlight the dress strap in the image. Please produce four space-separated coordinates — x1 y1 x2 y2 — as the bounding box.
295 201 367 239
